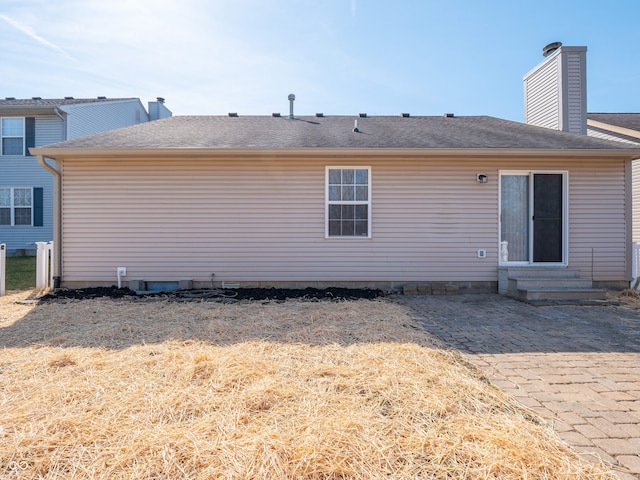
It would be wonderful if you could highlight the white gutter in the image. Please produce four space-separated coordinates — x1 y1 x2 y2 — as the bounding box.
37 155 62 287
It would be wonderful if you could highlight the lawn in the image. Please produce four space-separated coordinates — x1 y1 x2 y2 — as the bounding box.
4 255 36 291
0 292 616 479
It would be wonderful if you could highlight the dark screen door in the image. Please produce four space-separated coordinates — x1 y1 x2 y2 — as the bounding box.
533 174 563 263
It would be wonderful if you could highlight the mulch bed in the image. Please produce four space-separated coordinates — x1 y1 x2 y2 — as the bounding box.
39 286 385 302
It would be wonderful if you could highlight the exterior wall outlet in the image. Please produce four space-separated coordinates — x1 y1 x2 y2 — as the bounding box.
117 267 127 276
477 249 487 258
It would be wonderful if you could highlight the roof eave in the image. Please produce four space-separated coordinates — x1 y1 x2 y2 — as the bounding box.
31 147 640 160
587 119 640 140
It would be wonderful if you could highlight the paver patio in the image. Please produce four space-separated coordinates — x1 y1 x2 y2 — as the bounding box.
399 293 640 479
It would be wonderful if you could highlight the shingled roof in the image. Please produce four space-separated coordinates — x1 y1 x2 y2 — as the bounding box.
33 114 640 154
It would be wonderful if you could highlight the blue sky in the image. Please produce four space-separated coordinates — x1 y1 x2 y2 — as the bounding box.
0 0 638 121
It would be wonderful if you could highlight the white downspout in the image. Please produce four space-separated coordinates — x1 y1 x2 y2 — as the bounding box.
37 155 62 288
53 108 68 139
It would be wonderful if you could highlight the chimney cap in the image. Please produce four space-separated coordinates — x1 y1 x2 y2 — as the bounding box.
156 97 165 103
543 42 562 57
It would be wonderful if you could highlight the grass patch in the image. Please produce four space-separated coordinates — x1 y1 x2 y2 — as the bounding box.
5 255 36 290
0 293 616 479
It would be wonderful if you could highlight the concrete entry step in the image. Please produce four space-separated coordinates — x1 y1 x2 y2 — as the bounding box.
499 266 606 303
518 288 607 302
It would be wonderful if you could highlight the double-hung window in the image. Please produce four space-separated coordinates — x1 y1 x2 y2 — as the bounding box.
1 118 25 156
326 167 371 237
0 187 33 226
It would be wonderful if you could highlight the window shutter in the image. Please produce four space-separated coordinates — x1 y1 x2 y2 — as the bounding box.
33 187 43 226
25 117 36 156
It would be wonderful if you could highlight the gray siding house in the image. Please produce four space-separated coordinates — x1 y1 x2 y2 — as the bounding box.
1 97 171 253
33 114 640 298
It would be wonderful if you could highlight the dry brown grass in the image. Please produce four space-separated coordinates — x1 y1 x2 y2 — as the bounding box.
0 290 616 479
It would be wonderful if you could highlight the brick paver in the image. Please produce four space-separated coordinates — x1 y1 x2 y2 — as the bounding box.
399 293 640 479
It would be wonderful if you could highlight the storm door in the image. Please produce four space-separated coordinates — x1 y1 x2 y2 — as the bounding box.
500 172 566 264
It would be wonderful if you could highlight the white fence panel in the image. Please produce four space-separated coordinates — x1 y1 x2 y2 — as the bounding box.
36 241 54 289
632 243 640 290
0 244 5 296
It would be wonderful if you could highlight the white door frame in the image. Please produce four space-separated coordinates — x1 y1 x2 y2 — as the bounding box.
499 170 569 266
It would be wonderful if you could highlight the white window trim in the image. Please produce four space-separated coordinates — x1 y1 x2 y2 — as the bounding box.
325 166 372 239
1 117 26 156
0 186 34 226
498 170 568 266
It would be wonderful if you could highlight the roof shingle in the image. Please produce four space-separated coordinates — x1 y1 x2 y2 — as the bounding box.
36 115 640 152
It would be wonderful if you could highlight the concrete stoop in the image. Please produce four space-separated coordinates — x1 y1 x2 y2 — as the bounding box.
499 266 606 303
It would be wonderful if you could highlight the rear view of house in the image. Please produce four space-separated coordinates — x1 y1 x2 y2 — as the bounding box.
1 97 171 254
33 112 640 297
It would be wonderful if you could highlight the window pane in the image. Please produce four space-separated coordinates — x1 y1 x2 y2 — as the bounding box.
0 188 9 207
355 169 368 185
0 208 9 225
2 118 23 136
355 185 368 201
341 205 355 220
328 204 341 220
14 188 32 206
328 220 341 236
2 137 23 155
341 169 354 184
14 208 31 225
355 220 368 236
328 169 341 185
341 220 354 236
341 185 354 201
355 205 368 220
328 185 340 201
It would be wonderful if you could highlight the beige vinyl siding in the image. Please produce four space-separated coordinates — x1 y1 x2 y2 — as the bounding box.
59 156 628 286
569 162 627 280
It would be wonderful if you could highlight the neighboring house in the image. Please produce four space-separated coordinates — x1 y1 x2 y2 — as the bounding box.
523 43 640 244
0 97 172 254
32 113 640 298
587 113 640 146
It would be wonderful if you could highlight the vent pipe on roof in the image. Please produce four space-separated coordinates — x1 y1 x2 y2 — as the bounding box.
288 94 295 119
542 41 562 57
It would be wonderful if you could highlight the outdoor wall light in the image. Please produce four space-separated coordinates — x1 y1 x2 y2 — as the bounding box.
476 173 488 183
